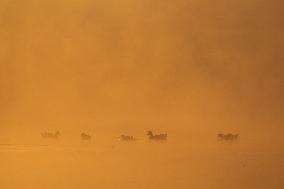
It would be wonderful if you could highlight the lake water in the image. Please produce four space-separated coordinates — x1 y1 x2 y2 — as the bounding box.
1 134 283 189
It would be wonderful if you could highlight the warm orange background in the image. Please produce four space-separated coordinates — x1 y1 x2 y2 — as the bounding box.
0 0 283 188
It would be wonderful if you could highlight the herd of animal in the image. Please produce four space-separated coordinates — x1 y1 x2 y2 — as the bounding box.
41 131 168 141
41 131 239 142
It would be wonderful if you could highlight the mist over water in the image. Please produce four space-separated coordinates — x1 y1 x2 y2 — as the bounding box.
0 0 284 188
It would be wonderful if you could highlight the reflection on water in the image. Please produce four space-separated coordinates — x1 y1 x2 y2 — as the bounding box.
1 136 283 189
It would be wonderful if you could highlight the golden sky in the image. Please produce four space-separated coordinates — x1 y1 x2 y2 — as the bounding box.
0 0 283 135
1 2 284 189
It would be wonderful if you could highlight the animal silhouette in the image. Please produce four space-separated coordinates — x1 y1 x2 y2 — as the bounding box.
81 133 91 141
217 133 239 141
41 131 61 139
147 131 167 141
120 135 136 141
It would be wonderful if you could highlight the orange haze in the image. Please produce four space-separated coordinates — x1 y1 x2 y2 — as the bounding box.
0 0 283 189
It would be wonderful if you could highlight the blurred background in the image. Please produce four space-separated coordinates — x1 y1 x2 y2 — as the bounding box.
0 0 283 188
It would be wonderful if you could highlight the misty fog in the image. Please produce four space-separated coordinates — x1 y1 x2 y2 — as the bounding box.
0 0 283 188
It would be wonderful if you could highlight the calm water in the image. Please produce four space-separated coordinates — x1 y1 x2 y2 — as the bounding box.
1 135 283 189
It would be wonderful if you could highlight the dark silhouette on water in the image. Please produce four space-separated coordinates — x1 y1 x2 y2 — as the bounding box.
81 133 91 141
41 131 61 139
120 135 136 141
147 131 167 141
217 133 239 141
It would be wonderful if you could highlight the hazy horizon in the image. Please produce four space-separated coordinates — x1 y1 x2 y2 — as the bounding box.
0 0 283 188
